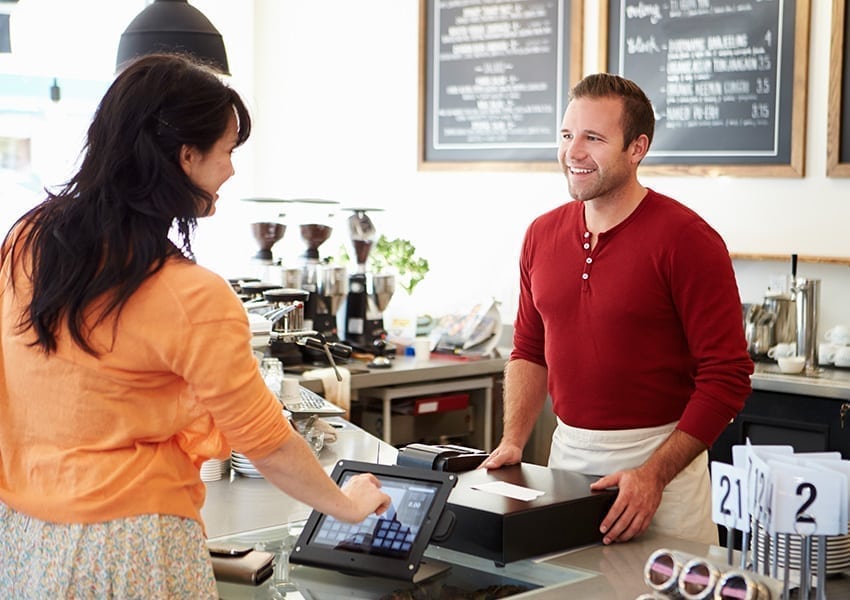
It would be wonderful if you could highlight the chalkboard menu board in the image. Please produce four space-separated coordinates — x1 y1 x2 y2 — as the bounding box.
841 0 850 166
419 0 583 170
827 0 850 176
604 0 809 177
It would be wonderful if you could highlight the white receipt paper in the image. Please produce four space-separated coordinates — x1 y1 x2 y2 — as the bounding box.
471 481 545 502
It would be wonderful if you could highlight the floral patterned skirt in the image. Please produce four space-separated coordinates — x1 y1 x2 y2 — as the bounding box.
0 502 218 599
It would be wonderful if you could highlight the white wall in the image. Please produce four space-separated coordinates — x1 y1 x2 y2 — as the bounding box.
3 1 848 336
234 0 850 336
225 0 850 326
0 0 257 253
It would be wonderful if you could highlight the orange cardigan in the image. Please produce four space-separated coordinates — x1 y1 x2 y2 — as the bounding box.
0 254 291 526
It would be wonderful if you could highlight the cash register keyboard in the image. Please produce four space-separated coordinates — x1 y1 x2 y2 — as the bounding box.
283 386 345 416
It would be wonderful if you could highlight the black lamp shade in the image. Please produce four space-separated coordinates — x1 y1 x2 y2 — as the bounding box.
116 0 229 74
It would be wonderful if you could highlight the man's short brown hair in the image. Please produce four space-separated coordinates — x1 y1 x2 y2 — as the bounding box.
569 73 655 150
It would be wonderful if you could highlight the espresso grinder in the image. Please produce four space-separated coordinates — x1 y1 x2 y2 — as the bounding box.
241 198 287 269
343 208 396 367
293 200 349 364
301 224 348 362
298 220 334 333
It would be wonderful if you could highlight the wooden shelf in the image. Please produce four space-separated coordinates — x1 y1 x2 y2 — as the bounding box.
730 253 850 266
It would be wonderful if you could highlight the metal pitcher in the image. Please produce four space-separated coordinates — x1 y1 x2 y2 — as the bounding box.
743 303 774 357
763 293 796 345
793 278 821 372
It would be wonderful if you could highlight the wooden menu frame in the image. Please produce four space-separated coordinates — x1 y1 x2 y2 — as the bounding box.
418 0 584 171
827 0 850 176
599 1 811 178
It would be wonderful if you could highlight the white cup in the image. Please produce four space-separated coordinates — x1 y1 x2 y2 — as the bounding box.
835 346 850 368
777 355 806 374
819 342 839 365
767 342 796 360
413 337 432 362
825 324 850 345
280 377 300 401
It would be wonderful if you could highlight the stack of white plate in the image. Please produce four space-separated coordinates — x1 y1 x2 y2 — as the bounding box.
200 458 229 482
230 451 263 478
755 521 850 574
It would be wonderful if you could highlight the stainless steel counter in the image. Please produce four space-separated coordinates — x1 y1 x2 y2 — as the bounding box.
287 351 850 472
752 361 850 400
202 418 399 539
300 348 850 401
204 420 706 599
296 350 509 394
202 352 850 597
205 419 850 599
204 349 850 597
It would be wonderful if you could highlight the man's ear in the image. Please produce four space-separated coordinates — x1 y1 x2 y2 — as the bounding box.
630 134 650 165
178 144 196 177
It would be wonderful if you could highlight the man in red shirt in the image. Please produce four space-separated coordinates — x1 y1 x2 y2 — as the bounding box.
481 73 753 545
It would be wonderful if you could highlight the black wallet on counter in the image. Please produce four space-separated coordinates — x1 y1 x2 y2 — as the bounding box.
210 549 274 585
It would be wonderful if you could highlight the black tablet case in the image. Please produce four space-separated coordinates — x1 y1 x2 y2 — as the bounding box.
290 460 457 581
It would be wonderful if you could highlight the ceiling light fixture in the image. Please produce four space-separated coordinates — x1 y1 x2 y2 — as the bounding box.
115 0 229 74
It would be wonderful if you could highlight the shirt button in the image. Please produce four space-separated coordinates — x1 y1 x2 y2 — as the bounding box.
581 273 589 280
586 257 593 264
583 243 590 250
583 231 591 238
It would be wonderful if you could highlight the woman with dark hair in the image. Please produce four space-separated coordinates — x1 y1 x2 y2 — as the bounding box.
0 53 389 598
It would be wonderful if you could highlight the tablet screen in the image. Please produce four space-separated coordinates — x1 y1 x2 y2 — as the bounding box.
309 473 441 559
291 460 457 581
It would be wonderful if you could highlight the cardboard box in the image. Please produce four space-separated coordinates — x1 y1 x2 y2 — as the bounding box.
439 463 617 565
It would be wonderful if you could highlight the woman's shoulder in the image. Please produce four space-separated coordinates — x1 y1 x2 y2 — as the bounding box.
141 258 244 320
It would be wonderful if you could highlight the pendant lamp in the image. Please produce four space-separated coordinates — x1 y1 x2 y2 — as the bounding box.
116 0 229 74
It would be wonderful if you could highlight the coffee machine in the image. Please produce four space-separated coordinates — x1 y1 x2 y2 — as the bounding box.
343 208 396 367
265 287 311 366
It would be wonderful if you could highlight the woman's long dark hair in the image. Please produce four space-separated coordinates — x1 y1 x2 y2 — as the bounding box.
3 53 251 355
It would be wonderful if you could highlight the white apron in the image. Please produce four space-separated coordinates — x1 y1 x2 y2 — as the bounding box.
549 418 718 545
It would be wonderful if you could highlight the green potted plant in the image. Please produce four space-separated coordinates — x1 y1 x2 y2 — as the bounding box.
337 236 430 295
367 235 429 295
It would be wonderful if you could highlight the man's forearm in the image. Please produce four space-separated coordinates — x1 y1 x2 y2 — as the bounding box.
501 358 549 447
639 428 707 487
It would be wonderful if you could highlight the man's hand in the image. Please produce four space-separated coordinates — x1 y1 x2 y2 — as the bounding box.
478 442 523 470
590 465 664 544
590 429 706 544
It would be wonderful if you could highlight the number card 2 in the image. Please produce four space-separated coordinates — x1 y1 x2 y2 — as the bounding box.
768 462 846 536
